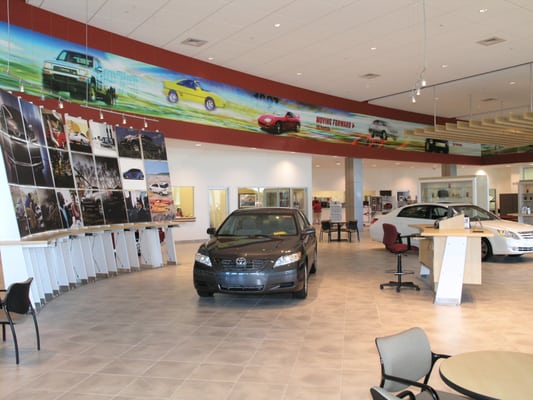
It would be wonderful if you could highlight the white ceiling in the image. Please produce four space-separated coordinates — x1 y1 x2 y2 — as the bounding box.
24 0 533 169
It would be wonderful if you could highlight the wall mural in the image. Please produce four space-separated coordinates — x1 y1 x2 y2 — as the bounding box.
0 21 490 157
0 89 173 238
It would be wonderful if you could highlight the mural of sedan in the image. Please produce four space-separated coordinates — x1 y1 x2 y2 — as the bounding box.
258 111 300 134
122 168 144 180
163 79 226 111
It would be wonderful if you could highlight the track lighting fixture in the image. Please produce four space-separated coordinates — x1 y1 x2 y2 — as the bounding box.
416 86 421 96
58 97 64 109
411 93 417 103
122 114 127 125
144 118 148 129
19 79 24 93
99 109 104 120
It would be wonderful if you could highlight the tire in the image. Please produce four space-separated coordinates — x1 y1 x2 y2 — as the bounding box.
293 262 308 299
204 97 216 111
167 90 179 103
275 122 282 134
481 238 492 261
310 249 317 274
197 290 214 297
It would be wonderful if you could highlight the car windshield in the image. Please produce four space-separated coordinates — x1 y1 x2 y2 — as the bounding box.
449 205 498 221
218 213 297 236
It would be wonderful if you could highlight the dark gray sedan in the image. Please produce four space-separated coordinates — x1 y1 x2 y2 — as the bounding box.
194 207 317 299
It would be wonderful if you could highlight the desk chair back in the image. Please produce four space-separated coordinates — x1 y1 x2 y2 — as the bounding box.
0 277 40 364
320 220 332 241
382 223 409 254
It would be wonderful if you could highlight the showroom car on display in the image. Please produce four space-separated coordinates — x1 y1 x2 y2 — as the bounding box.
369 203 533 261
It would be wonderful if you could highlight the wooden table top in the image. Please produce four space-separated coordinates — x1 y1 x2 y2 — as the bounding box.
439 350 533 400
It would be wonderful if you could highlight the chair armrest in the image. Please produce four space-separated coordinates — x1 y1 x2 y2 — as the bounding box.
396 390 416 400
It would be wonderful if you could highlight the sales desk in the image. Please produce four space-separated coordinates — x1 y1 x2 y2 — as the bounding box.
440 351 533 399
0 218 194 308
411 221 492 305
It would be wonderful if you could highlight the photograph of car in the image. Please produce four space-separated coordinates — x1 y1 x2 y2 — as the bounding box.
368 119 398 140
258 111 300 134
69 131 90 146
42 49 116 105
369 203 533 260
149 182 169 195
425 138 449 153
163 78 226 111
193 207 317 298
123 168 144 180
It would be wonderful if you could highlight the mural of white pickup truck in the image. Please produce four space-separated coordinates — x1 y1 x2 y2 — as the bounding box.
42 50 116 105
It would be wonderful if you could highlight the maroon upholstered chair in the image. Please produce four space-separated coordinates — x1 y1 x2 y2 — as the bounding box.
380 223 419 292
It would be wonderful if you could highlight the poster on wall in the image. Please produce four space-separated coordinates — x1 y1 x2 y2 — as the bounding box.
145 160 174 221
65 115 91 154
0 21 494 157
89 120 118 157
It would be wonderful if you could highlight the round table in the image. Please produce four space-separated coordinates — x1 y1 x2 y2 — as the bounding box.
439 350 533 400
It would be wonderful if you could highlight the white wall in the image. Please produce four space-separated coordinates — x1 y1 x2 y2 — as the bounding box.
166 140 313 241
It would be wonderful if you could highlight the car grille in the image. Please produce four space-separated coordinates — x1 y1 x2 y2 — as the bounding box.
53 66 78 75
520 231 533 240
216 257 270 272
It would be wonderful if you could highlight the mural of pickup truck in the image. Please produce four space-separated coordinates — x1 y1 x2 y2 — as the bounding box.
42 50 116 105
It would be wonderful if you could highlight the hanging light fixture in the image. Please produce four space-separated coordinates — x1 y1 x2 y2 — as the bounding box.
410 0 428 101
143 118 148 129
58 97 64 109
19 79 24 93
99 108 104 120
122 114 127 125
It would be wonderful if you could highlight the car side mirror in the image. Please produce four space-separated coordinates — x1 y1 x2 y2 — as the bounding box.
302 227 315 236
207 227 216 235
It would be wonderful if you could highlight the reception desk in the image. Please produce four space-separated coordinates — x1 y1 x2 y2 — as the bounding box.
412 215 491 305
0 218 194 308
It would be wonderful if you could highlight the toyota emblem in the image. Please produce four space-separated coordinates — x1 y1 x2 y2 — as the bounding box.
235 257 247 266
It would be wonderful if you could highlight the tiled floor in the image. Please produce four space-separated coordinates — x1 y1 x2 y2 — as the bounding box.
1 231 533 399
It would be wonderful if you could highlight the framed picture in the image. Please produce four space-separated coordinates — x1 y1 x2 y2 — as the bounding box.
239 194 257 208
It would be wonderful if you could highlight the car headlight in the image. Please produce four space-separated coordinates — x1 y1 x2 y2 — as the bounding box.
195 252 212 267
43 61 52 70
273 252 301 268
497 229 520 240
263 117 272 123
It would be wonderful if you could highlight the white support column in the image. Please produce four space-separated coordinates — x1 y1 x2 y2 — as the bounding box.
139 227 163 268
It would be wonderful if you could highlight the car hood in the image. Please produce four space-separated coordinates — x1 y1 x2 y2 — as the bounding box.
203 235 300 258
474 219 533 233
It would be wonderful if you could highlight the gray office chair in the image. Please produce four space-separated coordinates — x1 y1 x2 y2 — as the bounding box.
370 386 415 400
375 327 466 400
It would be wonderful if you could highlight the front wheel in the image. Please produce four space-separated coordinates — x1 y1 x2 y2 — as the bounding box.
275 122 283 134
481 238 492 261
293 263 308 299
197 290 214 297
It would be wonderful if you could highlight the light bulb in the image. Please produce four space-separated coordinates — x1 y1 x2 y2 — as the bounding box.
421 78 427 87
58 98 64 109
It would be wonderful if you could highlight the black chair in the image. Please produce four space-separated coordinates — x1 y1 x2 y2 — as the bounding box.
342 220 360 242
319 220 332 242
380 223 419 292
0 277 40 364
375 327 467 400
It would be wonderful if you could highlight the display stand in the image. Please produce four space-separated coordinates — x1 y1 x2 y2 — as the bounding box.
413 215 491 305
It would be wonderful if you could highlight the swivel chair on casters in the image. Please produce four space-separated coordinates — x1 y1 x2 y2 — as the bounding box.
380 223 419 292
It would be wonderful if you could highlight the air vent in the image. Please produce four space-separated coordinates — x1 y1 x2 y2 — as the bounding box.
360 73 381 79
477 37 505 46
481 97 498 102
181 38 208 47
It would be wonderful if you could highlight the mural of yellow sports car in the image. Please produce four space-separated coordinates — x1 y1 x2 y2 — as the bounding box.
163 79 226 111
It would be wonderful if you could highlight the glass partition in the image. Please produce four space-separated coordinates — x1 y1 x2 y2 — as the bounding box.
238 187 307 212
208 188 228 228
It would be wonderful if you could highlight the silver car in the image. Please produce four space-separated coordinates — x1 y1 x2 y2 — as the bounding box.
369 203 533 260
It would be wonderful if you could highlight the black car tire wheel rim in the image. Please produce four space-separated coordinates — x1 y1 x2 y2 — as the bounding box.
275 122 282 134
481 238 492 261
293 264 308 299
167 90 179 103
205 98 215 111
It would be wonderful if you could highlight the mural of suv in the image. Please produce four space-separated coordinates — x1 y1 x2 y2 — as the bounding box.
368 119 398 140
42 50 116 105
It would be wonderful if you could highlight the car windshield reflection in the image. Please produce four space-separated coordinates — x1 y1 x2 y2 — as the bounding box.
217 214 297 236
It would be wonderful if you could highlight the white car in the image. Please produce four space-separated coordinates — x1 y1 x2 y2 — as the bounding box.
149 182 169 196
369 203 533 260
69 131 90 146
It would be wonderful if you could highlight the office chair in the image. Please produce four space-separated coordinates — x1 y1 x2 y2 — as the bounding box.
319 220 332 242
0 277 40 364
375 327 466 400
380 223 419 292
370 386 415 400
342 220 360 242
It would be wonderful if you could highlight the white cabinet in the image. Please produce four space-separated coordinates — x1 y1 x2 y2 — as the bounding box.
419 175 489 210
517 180 533 224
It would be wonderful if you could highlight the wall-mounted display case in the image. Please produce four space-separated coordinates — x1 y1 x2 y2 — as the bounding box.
419 175 489 210
517 180 533 224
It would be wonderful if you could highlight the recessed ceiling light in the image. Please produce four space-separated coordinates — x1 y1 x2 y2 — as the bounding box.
441 64 448 68
479 8 488 13
274 23 281 28
370 47 377 51
207 57 214 61
315 164 321 168
296 72 302 76
195 143 202 147
509 81 516 85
